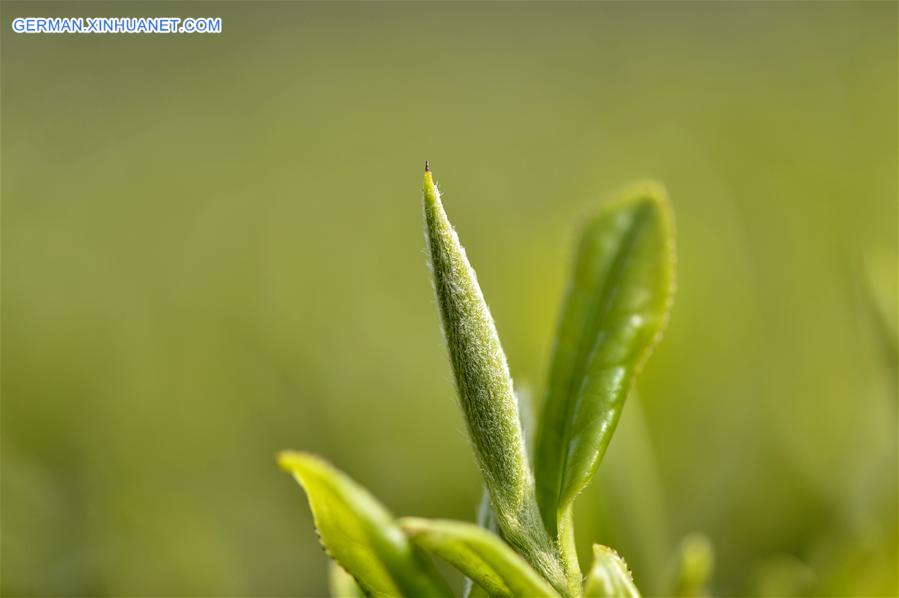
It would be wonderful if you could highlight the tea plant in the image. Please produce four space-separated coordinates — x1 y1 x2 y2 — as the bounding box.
278 164 676 597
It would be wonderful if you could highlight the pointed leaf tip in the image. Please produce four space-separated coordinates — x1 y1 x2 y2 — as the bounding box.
423 167 437 203
584 545 641 598
276 449 306 472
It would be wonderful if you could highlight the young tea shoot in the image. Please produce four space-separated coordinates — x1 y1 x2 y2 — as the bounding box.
279 163 678 597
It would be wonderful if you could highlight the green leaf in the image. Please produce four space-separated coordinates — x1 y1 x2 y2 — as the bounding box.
583 545 641 598
422 164 529 522
329 560 365 598
400 517 561 598
422 165 566 592
534 182 675 540
278 451 451 597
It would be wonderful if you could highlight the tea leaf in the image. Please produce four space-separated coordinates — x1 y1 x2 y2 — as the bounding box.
422 164 529 520
400 517 560 598
423 165 566 592
278 451 451 597
534 183 675 544
583 545 641 598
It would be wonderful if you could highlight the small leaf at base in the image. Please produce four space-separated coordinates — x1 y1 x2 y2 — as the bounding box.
278 451 451 597
583 545 641 598
400 517 560 598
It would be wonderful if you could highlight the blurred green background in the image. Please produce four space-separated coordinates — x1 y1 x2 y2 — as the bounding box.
2 2 896 596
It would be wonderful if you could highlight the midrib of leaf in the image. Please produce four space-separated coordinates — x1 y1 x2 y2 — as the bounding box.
551 201 654 521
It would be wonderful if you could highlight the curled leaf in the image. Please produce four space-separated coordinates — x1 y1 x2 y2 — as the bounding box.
423 166 565 591
278 451 451 597
422 165 529 518
401 517 560 598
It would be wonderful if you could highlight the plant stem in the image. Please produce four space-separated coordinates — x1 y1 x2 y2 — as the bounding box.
558 509 583 596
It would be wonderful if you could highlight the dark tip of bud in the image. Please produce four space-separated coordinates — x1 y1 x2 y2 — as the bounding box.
425 160 430 172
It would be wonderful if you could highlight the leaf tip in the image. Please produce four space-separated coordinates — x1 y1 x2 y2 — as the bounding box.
423 164 438 205
276 450 318 476
609 179 670 212
397 517 427 537
592 543 626 563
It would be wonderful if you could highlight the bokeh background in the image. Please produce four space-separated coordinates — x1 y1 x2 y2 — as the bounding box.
2 2 896 596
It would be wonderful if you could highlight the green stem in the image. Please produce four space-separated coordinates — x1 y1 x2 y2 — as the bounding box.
558 508 583 596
